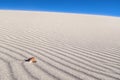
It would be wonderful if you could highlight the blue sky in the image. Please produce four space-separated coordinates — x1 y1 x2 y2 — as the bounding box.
0 0 120 17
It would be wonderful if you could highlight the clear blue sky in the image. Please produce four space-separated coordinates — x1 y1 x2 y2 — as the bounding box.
0 0 120 17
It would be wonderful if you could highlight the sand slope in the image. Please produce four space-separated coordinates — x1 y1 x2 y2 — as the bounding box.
0 10 120 80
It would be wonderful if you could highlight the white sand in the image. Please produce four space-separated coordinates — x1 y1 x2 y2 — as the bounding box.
0 10 120 80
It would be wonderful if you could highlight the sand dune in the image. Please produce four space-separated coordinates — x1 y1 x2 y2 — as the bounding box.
0 10 120 80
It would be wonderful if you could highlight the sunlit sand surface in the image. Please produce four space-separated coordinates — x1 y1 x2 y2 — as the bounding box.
0 10 120 80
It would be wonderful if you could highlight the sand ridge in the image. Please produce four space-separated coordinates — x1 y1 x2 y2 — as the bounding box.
0 10 120 80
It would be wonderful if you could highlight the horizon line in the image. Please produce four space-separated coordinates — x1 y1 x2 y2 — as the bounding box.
0 9 120 18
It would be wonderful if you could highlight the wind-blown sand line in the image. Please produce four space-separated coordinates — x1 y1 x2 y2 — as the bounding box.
27 32 120 60
1 39 111 74
1 41 89 79
0 45 25 60
5 34 120 79
10 62 35 80
51 39 120 60
27 34 119 61
0 40 80 79
69 45 120 61
0 51 14 61
0 41 59 80
32 45 109 72
1 38 120 79
18 35 120 71
0 39 58 80
88 47 120 58
0 48 39 80
6 35 120 67
38 42 118 68
42 43 120 66
1 42 59 80
0 49 27 80
58 47 120 67
7 36 119 73
2 37 120 70
13 43 120 79
66 40 120 57
2 37 107 68
0 58 15 80
0 46 54 80
95 48 120 56
0 50 23 62
21 63 40 80
7 37 120 74
26 34 120 64
105 47 120 55
61 45 120 68
1 39 98 79
23 63 57 80
17 34 120 64
2 37 120 74
0 45 60 80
